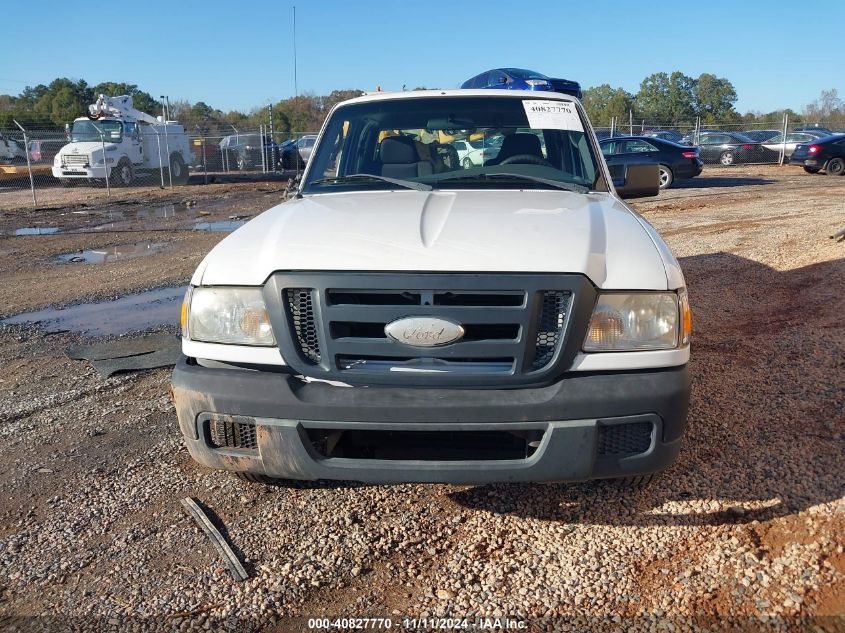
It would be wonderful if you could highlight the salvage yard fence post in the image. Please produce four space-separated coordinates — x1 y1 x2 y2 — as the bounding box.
12 120 37 208
780 113 789 166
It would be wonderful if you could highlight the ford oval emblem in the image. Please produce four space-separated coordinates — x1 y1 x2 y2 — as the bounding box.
384 317 465 347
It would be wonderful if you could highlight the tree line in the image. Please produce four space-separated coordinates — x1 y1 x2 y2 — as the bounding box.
582 71 845 129
2 74 843 137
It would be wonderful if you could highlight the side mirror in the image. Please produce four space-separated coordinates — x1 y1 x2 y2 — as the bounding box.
612 162 660 198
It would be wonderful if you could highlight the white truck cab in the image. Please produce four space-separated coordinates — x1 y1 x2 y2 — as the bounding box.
172 89 691 485
52 95 192 187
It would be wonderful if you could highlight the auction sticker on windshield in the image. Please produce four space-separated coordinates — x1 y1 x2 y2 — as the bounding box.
522 100 584 132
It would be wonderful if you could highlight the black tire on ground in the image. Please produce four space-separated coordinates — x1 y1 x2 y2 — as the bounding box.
614 474 655 488
658 165 674 189
111 158 134 186
826 158 845 176
234 472 280 485
169 152 189 185
236 152 246 171
719 151 735 166
803 166 820 174
59 178 76 188
462 157 473 169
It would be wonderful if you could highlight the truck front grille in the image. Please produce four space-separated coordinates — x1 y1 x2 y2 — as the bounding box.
286 288 321 364
271 273 593 387
63 154 88 166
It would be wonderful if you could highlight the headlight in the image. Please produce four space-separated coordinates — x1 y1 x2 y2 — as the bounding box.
584 292 686 352
183 287 275 346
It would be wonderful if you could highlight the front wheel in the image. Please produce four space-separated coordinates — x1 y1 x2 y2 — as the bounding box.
236 152 247 171
826 157 845 176
169 153 189 185
719 151 735 166
658 165 674 189
462 157 473 169
111 158 134 186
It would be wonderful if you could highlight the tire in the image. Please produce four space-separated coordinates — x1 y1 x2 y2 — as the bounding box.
59 179 76 188
804 166 820 174
826 157 845 176
111 158 134 186
462 157 472 169
719 151 735 166
168 153 189 185
615 474 655 488
234 472 279 485
236 152 246 171
658 165 674 189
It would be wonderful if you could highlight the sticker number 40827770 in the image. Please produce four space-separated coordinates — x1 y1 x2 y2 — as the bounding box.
522 100 584 132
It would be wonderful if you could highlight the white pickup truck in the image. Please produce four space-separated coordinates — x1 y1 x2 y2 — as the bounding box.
172 89 691 485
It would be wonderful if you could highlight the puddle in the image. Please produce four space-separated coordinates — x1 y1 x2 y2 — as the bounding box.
193 220 246 232
56 241 170 264
14 227 61 236
1 286 186 336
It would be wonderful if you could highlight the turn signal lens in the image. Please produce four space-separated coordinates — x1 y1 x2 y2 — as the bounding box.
180 288 191 335
679 288 692 345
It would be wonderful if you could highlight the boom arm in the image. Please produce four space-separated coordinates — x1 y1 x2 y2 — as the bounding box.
88 95 160 125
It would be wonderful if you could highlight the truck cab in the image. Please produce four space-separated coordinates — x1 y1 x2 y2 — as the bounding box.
172 89 690 486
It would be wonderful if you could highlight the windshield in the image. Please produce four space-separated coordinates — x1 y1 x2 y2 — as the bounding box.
504 68 549 80
302 96 604 194
71 119 122 143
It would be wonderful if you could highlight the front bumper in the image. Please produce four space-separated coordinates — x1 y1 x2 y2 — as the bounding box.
172 357 690 484
51 165 109 179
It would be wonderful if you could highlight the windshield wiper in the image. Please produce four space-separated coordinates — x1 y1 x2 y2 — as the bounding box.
435 172 588 194
310 173 432 191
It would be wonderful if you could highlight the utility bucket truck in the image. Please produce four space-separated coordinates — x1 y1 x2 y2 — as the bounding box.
52 95 193 187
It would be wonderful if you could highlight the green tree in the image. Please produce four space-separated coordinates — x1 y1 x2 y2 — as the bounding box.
581 84 634 127
635 71 696 124
693 73 739 123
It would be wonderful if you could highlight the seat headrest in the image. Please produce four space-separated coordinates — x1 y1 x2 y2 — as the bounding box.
500 133 542 157
380 136 418 164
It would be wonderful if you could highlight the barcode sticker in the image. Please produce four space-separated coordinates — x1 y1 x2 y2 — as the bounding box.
522 100 583 132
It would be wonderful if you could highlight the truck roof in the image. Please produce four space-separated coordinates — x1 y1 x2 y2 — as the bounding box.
346 89 578 106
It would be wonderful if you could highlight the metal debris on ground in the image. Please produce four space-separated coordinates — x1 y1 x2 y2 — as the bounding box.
180 497 249 583
65 333 181 377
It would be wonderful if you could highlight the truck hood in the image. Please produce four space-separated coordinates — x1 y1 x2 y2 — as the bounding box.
58 142 116 155
196 190 678 290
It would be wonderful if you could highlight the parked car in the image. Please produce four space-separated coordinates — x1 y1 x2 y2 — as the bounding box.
679 131 775 165
794 126 833 135
0 133 26 162
278 139 305 170
789 133 845 175
593 129 629 140
742 129 781 142
191 137 223 170
171 88 685 487
600 136 703 189
461 68 582 99
219 134 276 171
642 130 685 143
761 131 828 157
451 138 501 168
296 135 318 163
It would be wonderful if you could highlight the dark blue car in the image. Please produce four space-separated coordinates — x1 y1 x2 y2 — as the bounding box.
461 68 582 99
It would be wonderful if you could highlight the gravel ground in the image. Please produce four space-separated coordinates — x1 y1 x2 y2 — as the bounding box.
0 164 843 632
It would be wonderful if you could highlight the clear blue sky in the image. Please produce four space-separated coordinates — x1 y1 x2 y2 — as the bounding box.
3 0 842 114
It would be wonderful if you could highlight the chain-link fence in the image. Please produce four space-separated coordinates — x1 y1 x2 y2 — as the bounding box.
0 121 318 209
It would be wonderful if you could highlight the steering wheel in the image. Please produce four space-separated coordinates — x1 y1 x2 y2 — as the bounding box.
499 154 553 167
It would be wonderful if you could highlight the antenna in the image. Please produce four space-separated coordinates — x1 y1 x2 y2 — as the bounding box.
293 6 298 97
